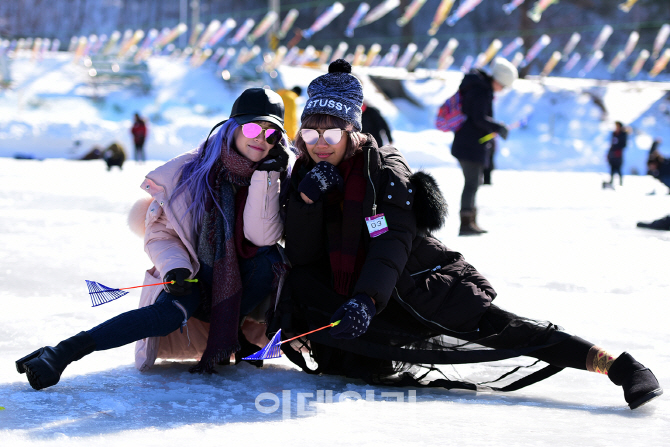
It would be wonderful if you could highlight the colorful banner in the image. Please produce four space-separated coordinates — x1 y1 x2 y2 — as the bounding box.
460 55 474 72
207 19 236 48
520 34 550 68
236 45 260 67
428 0 454 36
479 39 502 67
396 43 417 68
278 9 300 39
623 30 639 57
352 44 366 65
560 32 580 60
218 48 236 69
609 31 639 72
196 20 221 49
229 19 255 45
365 43 382 66
248 11 279 43
502 0 525 15
102 31 121 55
628 49 649 77
579 50 603 76
361 0 401 26
649 48 670 77
437 38 458 69
397 0 427 27
501 37 523 57
331 41 349 61
527 0 558 23
117 29 144 59
562 52 581 73
380 44 400 66
592 25 613 53
346 3 370 37
188 23 205 47
303 3 345 39
447 0 483 27
408 38 438 71
318 45 333 65
652 24 670 59
618 0 638 13
540 51 561 76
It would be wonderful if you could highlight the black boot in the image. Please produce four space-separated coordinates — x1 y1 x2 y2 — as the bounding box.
636 215 670 231
608 352 663 409
16 331 96 390
235 330 264 368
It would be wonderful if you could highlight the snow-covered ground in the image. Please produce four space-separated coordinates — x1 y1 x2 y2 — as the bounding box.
1 51 669 446
0 158 668 446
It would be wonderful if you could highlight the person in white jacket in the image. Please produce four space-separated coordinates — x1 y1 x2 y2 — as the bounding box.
16 88 292 390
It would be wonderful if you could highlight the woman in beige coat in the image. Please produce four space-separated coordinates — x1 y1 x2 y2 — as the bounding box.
16 88 291 390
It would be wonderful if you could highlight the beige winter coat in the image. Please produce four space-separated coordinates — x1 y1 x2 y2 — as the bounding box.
129 150 283 371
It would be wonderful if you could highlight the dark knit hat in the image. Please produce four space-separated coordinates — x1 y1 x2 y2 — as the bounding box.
301 59 364 131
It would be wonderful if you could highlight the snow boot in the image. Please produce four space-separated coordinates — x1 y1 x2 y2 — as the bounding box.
16 331 96 390
636 215 670 231
459 209 486 236
608 352 663 410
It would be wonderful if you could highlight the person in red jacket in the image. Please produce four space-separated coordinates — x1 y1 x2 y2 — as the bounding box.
131 113 148 162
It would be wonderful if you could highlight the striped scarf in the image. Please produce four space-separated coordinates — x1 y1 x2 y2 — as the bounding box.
191 149 255 373
325 152 367 296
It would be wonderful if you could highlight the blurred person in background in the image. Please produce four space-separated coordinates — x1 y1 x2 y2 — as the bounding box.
277 86 302 140
131 112 148 163
361 101 393 147
605 121 627 188
451 57 516 236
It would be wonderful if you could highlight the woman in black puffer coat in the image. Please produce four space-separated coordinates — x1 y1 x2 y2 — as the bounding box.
271 60 662 410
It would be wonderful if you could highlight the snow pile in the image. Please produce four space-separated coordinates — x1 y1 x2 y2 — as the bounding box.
2 51 670 174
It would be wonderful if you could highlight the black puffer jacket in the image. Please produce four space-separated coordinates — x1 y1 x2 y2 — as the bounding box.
451 69 507 165
284 139 494 333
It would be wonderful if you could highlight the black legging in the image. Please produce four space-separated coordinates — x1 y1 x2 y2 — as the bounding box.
476 305 591 370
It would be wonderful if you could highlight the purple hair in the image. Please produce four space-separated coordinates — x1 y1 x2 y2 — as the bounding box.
173 119 292 230
173 119 240 229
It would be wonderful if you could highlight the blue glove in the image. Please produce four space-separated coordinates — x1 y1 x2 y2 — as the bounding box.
298 161 343 203
330 294 376 339
257 139 290 172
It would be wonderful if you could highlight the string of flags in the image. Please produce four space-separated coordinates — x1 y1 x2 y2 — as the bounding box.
1 2 668 81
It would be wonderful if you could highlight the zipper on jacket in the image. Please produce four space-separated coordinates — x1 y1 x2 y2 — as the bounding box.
264 172 272 217
172 300 191 346
367 149 378 215
410 265 441 277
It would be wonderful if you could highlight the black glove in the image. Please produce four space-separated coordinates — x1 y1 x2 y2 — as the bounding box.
257 139 290 172
298 161 344 202
329 294 376 339
163 268 193 296
497 125 509 140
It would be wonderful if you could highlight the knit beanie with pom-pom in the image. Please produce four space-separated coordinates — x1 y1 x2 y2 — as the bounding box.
301 59 364 131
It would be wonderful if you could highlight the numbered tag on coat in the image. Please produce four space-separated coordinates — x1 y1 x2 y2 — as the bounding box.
365 213 389 238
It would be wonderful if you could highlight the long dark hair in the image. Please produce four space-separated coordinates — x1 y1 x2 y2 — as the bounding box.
294 114 367 167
